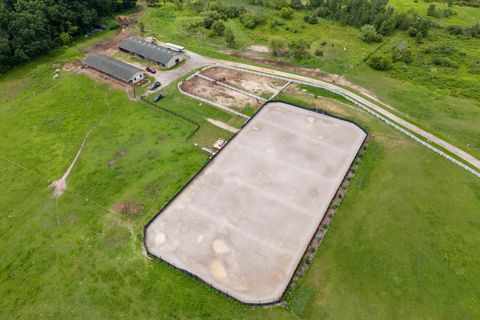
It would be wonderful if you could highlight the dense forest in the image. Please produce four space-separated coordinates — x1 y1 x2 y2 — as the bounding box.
0 0 136 73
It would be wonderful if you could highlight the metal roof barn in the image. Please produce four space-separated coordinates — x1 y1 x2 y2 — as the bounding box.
84 53 144 83
119 37 181 67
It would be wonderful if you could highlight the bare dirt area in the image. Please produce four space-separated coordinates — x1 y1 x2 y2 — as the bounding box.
206 118 239 133
145 102 366 304
180 76 261 111
229 51 379 100
85 28 132 55
247 45 270 53
201 66 286 98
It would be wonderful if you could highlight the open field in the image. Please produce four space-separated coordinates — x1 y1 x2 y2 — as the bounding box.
145 102 365 304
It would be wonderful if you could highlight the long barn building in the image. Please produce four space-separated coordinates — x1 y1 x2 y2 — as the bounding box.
119 37 184 69
84 53 145 84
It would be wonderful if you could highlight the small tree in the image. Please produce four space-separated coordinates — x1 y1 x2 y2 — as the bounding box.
391 42 413 63
304 14 318 24
211 20 225 36
314 48 324 56
269 38 286 56
291 0 302 9
360 24 383 43
288 39 311 59
138 22 145 35
59 32 72 45
280 7 294 19
368 54 392 70
224 27 235 47
427 4 436 17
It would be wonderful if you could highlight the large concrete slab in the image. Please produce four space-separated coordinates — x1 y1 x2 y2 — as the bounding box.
145 102 366 304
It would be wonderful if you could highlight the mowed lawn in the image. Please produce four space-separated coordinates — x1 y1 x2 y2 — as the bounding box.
0 37 480 319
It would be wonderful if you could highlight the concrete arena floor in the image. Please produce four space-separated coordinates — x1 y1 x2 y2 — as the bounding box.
145 102 366 304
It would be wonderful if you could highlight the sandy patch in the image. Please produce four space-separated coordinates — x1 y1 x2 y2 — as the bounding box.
247 45 270 53
206 118 239 133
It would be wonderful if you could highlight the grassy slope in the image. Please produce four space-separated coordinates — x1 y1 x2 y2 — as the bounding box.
140 1 480 160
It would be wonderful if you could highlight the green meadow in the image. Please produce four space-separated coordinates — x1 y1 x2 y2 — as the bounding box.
1 5 480 319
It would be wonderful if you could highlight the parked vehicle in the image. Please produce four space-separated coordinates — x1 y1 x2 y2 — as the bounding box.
153 94 164 102
146 66 156 74
149 81 161 90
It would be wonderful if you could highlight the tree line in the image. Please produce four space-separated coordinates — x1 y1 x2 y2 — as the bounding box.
0 0 136 74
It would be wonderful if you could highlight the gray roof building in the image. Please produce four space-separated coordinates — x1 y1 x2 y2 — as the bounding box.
119 37 182 68
84 53 144 83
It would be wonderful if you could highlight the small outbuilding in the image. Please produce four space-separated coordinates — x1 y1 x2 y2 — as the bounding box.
84 53 144 84
119 37 184 69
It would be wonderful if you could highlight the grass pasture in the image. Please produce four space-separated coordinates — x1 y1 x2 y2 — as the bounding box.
1 15 480 320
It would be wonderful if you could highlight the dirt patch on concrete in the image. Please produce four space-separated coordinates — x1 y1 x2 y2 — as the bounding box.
180 76 261 111
201 66 286 97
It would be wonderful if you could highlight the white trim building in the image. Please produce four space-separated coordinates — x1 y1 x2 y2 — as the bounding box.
84 53 145 84
119 37 184 69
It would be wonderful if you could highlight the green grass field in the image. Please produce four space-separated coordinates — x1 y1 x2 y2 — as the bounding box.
1 8 480 320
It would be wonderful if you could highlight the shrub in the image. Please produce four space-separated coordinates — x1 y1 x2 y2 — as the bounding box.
211 20 225 36
314 48 324 56
360 24 383 43
224 27 235 47
466 23 480 38
391 42 413 63
240 11 264 29
432 57 459 68
447 25 464 36
269 38 286 56
468 61 480 74
291 0 302 9
368 54 393 70
427 4 436 17
304 14 318 24
279 7 294 19
288 39 311 59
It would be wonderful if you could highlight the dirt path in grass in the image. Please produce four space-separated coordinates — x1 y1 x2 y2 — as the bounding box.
50 93 112 198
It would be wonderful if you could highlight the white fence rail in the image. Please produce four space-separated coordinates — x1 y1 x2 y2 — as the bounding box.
178 78 250 119
196 73 267 102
